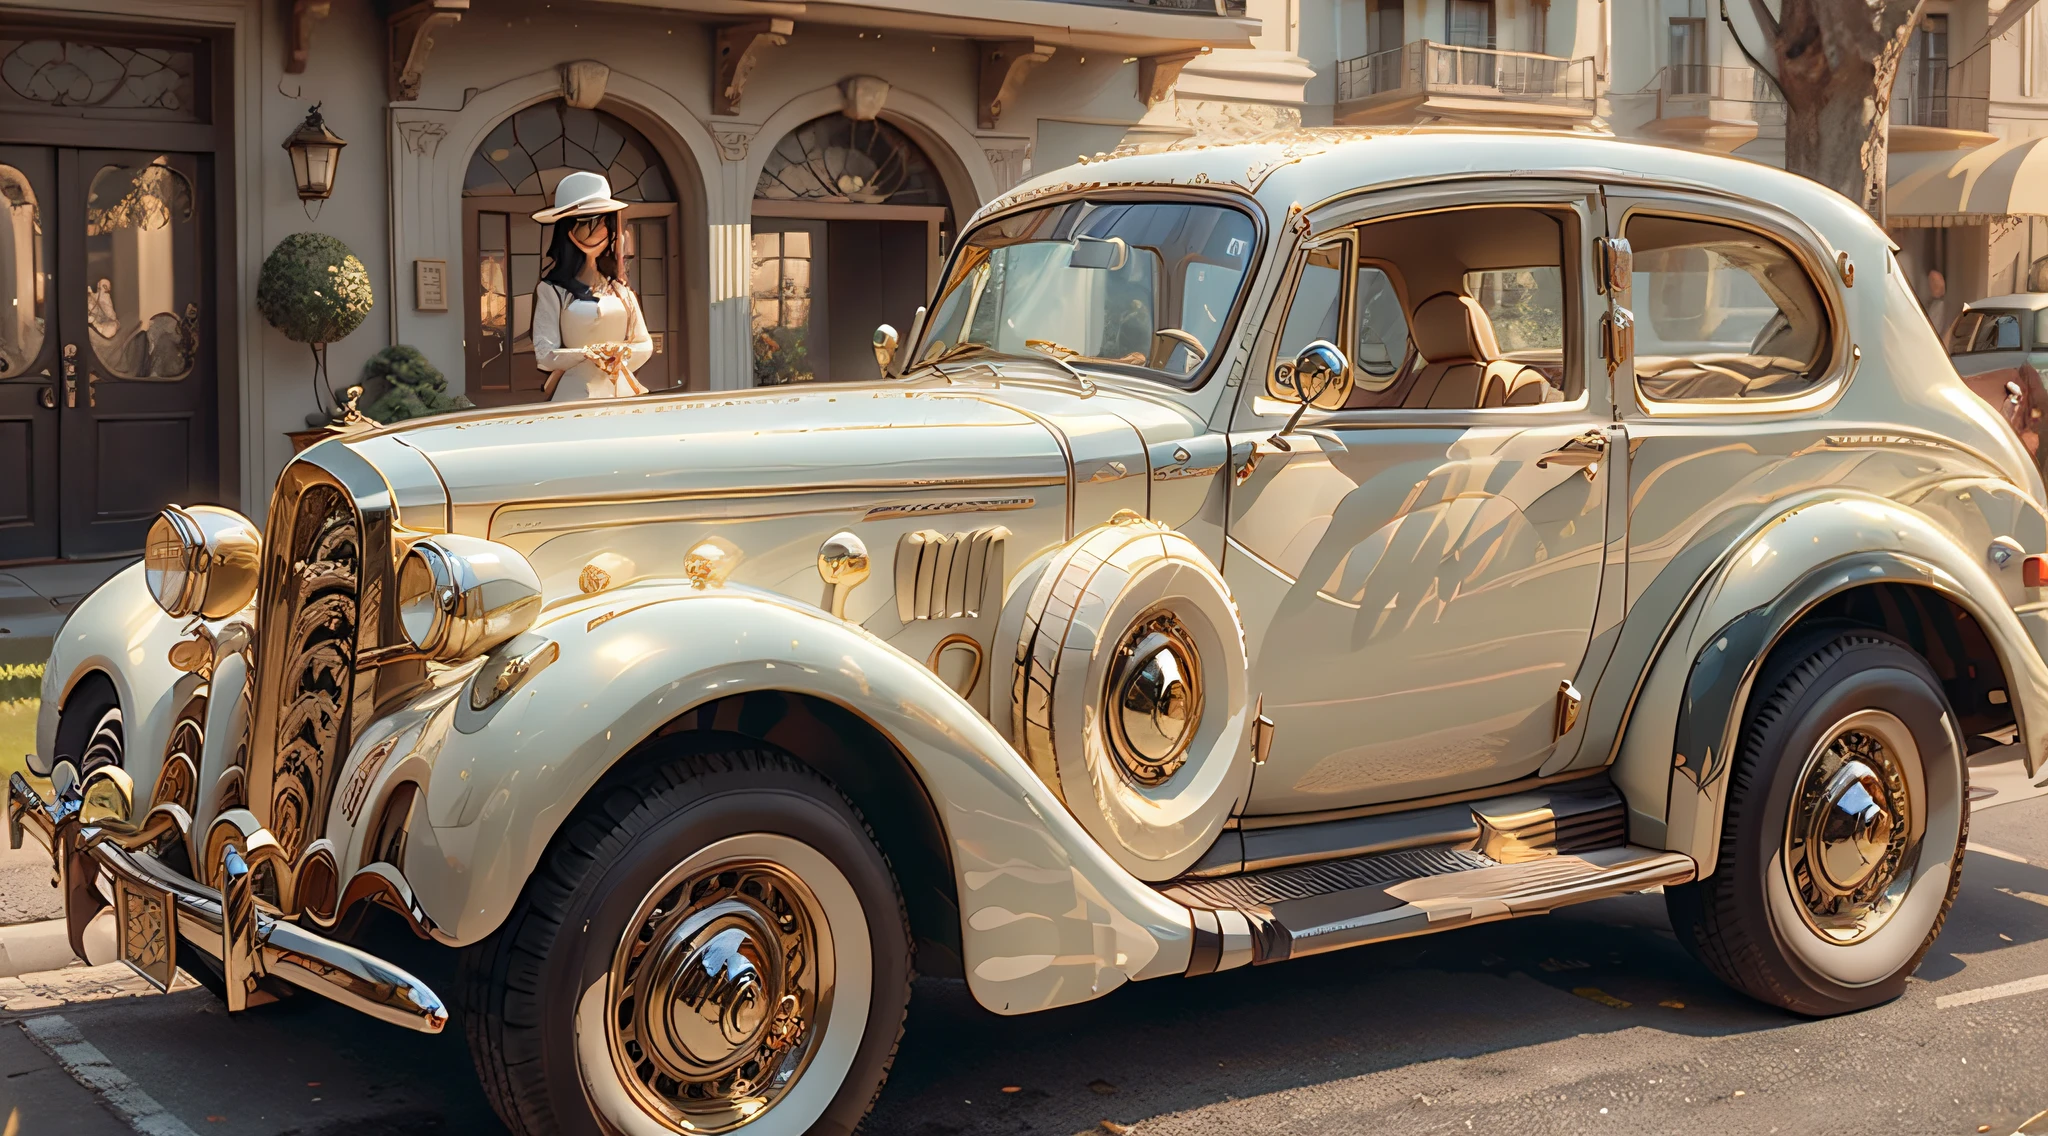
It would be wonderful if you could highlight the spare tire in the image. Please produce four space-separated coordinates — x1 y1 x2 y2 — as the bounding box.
1009 518 1250 881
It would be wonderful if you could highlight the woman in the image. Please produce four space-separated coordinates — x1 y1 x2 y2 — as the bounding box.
530 171 653 401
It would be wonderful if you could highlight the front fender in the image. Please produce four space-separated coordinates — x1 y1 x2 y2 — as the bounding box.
36 562 194 796
1614 494 2048 876
396 582 1195 1015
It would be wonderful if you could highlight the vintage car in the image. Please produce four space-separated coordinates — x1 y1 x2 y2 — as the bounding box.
1947 292 2048 472
18 128 2048 1136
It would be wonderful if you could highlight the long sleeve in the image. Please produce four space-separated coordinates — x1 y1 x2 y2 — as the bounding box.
619 285 654 374
529 283 586 372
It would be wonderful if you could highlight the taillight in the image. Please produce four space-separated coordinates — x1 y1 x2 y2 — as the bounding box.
2025 554 2048 588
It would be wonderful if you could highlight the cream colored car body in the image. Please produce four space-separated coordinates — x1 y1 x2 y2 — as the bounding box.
37 129 2048 1022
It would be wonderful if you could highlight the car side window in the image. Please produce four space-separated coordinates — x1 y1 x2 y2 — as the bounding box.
1275 241 1346 362
1952 311 2023 354
1946 311 1982 354
1353 263 1410 384
1626 212 1833 402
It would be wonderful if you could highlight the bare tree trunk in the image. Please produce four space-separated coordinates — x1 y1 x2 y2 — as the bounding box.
1756 0 1924 219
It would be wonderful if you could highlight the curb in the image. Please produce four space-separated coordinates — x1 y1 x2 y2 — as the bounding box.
0 919 79 978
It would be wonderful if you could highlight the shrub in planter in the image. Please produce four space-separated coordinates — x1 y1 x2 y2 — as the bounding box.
362 345 471 423
256 232 373 426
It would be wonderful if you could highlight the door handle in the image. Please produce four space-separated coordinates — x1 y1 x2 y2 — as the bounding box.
62 343 76 407
1536 429 1609 475
39 384 57 409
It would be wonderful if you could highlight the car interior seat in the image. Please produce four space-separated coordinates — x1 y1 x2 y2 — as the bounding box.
1402 291 1550 409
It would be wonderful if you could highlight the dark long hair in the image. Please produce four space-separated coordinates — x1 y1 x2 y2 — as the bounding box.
540 212 625 302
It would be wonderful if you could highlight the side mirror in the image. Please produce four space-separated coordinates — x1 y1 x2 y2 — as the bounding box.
872 323 899 377
1265 340 1350 451
1288 339 1353 410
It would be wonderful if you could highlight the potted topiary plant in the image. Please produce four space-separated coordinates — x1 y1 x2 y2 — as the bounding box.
255 232 373 438
360 345 471 423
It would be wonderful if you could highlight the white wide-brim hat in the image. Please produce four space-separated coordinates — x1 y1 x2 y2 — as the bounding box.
532 170 630 223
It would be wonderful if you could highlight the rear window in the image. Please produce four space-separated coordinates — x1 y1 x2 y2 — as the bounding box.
1626 213 1832 401
1947 310 2028 355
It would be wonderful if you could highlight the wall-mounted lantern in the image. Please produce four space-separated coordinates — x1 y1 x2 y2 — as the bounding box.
284 104 347 201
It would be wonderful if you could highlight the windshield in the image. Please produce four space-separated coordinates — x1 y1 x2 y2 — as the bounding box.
914 198 1259 383
1947 309 2031 355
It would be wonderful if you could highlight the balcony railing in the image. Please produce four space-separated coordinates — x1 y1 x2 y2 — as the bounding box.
1647 64 1786 137
1335 40 1596 109
1890 91 1989 132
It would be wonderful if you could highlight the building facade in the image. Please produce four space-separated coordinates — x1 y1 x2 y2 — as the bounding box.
0 0 1314 560
9 0 2048 567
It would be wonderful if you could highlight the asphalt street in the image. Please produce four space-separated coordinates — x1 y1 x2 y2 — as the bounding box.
2 755 2046 1136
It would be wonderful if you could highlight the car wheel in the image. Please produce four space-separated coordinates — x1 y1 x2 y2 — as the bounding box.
1666 630 1968 1016
460 745 912 1136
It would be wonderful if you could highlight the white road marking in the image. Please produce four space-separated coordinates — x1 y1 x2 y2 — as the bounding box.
18 1014 198 1136
1968 842 2032 865
1935 973 2048 1010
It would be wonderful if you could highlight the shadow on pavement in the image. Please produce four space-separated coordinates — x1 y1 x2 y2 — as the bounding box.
866 890 1793 1136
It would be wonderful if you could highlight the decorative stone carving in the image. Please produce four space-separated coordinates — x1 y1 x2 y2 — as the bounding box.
562 60 610 110
287 0 331 75
1138 48 1206 106
1169 97 1302 141
977 39 1054 130
398 120 447 157
388 0 467 103
982 142 1032 193
714 129 755 162
841 75 889 121
715 19 793 116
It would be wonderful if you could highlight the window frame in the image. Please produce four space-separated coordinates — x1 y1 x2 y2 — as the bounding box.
1253 192 1594 422
1614 196 1851 418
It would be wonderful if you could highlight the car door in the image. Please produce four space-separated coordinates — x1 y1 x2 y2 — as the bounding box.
1222 181 1623 817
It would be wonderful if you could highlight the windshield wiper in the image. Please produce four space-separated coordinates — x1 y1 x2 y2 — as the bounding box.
1023 341 1097 396
914 340 1095 396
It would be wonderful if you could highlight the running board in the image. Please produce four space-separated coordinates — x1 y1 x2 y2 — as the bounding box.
1173 845 1696 975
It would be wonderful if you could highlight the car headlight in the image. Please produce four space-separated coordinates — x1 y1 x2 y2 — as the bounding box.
396 535 543 662
144 505 263 619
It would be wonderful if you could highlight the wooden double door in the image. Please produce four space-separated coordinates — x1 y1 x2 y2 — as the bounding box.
0 145 214 561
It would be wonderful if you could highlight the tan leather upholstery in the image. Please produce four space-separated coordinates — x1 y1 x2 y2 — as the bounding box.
1404 292 1550 409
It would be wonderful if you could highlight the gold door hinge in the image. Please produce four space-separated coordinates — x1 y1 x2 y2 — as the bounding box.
1554 680 1583 740
1250 696 1275 765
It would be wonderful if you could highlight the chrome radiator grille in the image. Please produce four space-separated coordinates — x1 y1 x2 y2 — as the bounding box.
254 474 364 860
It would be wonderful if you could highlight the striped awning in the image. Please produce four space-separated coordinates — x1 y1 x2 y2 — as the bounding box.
1887 136 2048 224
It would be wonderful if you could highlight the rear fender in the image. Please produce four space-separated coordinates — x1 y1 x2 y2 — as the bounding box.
393 582 1195 1015
1615 493 2048 877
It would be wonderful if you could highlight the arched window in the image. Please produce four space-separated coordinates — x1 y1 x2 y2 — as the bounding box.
462 100 681 405
750 114 951 385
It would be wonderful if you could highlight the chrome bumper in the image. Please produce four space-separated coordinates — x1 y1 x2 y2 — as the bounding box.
6 773 446 1034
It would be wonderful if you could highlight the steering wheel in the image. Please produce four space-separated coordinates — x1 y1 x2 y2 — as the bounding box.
1153 328 1208 368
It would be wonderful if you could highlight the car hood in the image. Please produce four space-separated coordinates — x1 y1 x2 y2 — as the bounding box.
370 378 1082 534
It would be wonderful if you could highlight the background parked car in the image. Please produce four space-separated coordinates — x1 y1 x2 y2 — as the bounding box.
1948 294 2048 468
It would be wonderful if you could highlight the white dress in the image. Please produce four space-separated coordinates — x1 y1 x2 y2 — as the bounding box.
531 280 654 401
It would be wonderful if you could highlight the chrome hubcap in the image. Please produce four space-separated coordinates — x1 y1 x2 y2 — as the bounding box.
607 860 827 1132
1106 610 1203 787
1812 760 1895 892
1786 712 1916 944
